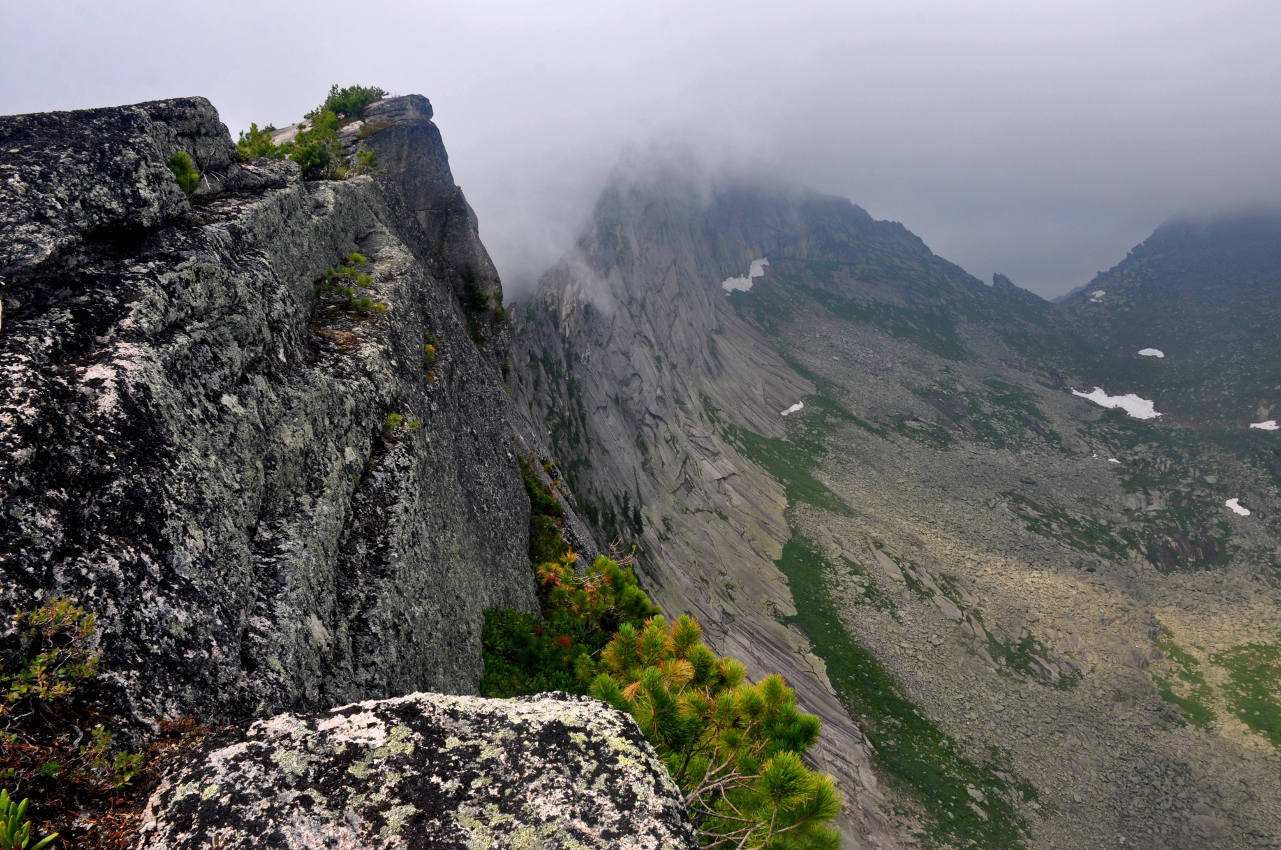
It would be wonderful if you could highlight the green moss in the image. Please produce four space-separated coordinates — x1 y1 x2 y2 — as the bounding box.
1002 491 1130 561
704 395 852 516
1215 642 1281 750
1147 626 1216 727
985 633 1080 689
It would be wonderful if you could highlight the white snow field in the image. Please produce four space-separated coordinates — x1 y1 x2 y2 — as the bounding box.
721 257 770 293
1071 387 1161 420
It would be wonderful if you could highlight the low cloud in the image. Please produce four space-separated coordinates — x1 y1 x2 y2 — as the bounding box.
5 0 1279 299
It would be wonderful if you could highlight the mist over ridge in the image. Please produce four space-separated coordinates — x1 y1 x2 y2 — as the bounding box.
5 1 1280 300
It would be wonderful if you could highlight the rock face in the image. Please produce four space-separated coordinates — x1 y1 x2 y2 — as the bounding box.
358 96 506 315
0 96 537 724
136 691 697 849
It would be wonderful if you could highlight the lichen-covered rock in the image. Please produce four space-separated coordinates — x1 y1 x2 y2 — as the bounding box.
0 96 537 724
135 692 698 850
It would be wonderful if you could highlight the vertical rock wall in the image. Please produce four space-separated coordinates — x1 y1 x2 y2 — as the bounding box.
0 96 537 724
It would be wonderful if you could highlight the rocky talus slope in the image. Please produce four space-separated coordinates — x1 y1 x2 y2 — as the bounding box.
516 166 1281 849
0 96 538 722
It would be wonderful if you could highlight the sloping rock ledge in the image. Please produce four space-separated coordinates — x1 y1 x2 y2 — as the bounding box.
135 691 698 850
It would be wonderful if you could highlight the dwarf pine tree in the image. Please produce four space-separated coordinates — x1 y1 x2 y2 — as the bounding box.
590 615 840 850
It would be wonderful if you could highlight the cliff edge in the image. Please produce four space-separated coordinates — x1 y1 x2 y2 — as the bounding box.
0 95 537 725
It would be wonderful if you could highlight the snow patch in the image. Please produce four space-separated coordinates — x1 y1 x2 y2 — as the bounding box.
1137 348 1165 358
1071 387 1161 420
780 401 804 417
722 257 770 293
1225 498 1251 517
1089 289 1106 302
1249 420 1279 431
1108 458 1121 464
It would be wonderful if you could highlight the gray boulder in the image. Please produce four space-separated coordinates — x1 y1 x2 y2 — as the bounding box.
135 691 698 850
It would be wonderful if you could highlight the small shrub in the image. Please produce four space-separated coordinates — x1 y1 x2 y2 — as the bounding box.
2 601 99 709
357 121 394 140
240 84 388 180
310 84 388 121
346 252 367 265
350 149 378 176
0 601 151 845
461 277 490 313
235 123 285 160
591 616 840 849
289 108 342 180
165 152 200 196
480 454 841 848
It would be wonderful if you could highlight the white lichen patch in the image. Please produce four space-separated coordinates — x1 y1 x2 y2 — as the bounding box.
1137 348 1165 358
1250 420 1279 431
317 709 387 746
1225 498 1251 516
1071 386 1161 419
780 401 804 416
721 257 769 294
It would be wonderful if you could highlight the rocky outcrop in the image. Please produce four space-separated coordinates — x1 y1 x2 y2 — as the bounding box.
0 96 537 725
136 691 697 850
356 96 506 317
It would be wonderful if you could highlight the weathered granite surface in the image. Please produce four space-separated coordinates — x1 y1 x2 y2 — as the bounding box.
0 96 537 724
135 691 698 850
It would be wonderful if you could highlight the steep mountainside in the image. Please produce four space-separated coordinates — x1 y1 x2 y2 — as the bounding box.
516 165 1281 849
0 95 537 725
1059 211 1281 425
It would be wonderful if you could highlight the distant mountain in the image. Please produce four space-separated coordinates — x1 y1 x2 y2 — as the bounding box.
1059 211 1281 425
515 166 1281 849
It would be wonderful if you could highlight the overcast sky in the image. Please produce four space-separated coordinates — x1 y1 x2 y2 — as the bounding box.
4 0 1279 298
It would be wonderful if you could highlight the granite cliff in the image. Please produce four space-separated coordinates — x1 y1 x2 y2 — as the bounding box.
0 94 540 726
0 94 704 846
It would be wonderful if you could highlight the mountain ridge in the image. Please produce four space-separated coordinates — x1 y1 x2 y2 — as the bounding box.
516 158 1281 849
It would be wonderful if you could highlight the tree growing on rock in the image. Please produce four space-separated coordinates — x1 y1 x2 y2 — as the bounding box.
590 615 840 850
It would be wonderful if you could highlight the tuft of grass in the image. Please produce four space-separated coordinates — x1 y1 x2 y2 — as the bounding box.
165 152 200 196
